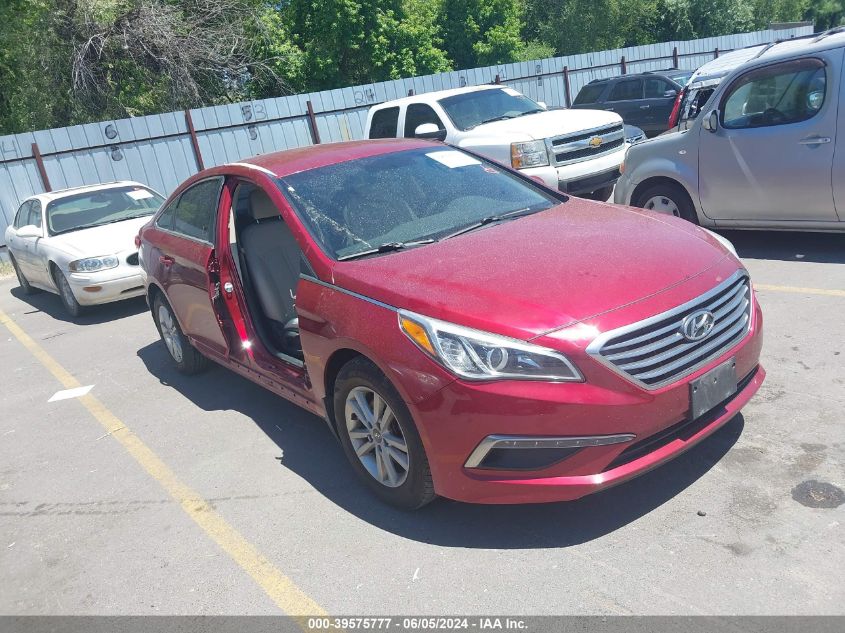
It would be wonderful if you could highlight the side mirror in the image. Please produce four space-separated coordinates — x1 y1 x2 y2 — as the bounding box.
702 110 719 132
16 224 42 238
663 89 678 99
537 101 548 110
414 123 447 141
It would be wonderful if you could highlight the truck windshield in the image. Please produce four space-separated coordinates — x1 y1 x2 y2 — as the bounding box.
279 147 558 260
438 89 544 131
47 186 164 236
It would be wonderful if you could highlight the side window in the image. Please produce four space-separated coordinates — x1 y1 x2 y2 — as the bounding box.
403 103 444 137
368 107 400 139
608 79 643 102
644 78 674 99
722 59 827 130
573 83 606 105
27 200 42 228
171 178 223 243
155 200 177 231
13 202 31 228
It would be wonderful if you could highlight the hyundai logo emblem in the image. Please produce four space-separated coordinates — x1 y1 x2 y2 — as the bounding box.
681 310 715 341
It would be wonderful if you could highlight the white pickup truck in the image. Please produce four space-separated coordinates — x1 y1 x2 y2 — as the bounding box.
364 85 626 199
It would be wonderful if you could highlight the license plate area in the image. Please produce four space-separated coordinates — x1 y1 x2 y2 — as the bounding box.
690 358 737 420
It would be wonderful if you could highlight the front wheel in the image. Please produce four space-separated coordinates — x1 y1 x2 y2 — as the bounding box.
152 294 208 374
634 182 698 224
334 357 435 510
53 266 85 318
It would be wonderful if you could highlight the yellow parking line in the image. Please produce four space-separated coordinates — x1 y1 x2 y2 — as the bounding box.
0 308 327 621
755 284 845 298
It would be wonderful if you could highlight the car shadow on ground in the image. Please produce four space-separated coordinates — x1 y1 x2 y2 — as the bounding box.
8 286 148 324
138 340 743 549
718 230 845 264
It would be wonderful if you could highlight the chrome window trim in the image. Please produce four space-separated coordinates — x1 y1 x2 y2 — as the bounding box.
299 274 397 312
465 433 636 469
585 270 752 391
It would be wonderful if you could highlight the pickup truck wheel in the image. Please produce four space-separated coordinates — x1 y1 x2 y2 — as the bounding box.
152 294 208 374
635 182 698 224
10 254 38 295
334 357 436 510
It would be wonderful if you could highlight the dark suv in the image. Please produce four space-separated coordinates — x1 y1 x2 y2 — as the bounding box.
571 70 692 136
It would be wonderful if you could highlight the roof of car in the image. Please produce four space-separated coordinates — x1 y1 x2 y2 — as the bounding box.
587 69 689 85
237 138 439 178
371 84 504 109
27 180 153 204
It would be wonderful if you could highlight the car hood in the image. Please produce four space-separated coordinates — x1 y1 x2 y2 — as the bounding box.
329 200 731 341
45 216 151 258
469 108 622 140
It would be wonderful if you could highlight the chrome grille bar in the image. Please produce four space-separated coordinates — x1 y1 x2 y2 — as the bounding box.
548 123 625 166
586 272 753 389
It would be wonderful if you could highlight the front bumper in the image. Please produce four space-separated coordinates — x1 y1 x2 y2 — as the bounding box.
522 145 625 194
409 297 764 504
67 269 146 305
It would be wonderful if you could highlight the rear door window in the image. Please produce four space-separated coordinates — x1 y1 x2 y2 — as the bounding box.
608 79 643 101
368 107 400 139
573 83 606 105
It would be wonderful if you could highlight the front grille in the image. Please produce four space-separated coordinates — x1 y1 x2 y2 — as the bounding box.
126 252 139 266
587 272 752 389
550 123 624 165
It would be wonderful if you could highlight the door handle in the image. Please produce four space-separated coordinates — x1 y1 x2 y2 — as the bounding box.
639 105 650 109
159 255 174 266
798 137 831 145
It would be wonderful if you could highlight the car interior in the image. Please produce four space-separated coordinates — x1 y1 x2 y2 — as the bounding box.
229 182 304 363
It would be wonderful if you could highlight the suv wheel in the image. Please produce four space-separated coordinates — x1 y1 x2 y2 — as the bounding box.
334 357 435 510
152 294 208 374
635 182 698 224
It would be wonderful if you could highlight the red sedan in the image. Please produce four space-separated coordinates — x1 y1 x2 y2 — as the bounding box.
137 139 764 508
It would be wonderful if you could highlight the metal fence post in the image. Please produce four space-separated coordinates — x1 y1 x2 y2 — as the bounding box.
306 100 322 145
673 47 679 69
621 56 627 74
184 110 205 171
31 143 51 192
714 47 720 59
563 66 572 108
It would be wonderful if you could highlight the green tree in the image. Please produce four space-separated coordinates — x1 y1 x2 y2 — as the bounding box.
438 0 526 68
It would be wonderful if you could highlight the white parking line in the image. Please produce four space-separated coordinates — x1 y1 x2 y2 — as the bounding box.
47 384 94 402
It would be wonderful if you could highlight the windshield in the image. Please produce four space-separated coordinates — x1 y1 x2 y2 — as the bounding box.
438 89 544 131
47 186 164 236
279 147 559 260
668 71 693 87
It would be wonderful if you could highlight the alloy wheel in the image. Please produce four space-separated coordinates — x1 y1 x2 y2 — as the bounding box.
344 386 410 488
157 304 184 363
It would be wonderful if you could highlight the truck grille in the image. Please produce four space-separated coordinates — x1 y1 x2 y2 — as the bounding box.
549 123 625 166
586 272 752 389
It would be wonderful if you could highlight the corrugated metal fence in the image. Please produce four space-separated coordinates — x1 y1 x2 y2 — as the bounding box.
0 26 813 245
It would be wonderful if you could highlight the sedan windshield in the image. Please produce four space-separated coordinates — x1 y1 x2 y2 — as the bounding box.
280 147 559 260
47 186 165 236
438 89 544 131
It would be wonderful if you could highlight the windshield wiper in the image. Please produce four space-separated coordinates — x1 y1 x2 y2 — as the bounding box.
443 206 547 241
513 109 545 118
337 239 435 261
51 214 152 235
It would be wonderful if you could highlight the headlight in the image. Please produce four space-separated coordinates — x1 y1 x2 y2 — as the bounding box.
399 310 583 382
510 140 549 169
68 256 119 272
701 228 738 257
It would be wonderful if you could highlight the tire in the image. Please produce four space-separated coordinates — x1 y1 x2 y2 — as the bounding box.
585 185 614 202
634 181 698 224
333 357 435 510
152 294 208 374
52 266 85 318
9 254 38 295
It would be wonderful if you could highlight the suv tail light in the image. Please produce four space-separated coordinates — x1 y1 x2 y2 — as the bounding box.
668 87 685 129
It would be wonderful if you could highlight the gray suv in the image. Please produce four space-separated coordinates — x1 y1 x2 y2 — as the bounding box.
615 28 845 231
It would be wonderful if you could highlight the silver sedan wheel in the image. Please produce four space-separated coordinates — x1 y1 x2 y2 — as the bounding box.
157 304 183 363
643 194 680 217
344 386 409 488
57 273 76 305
